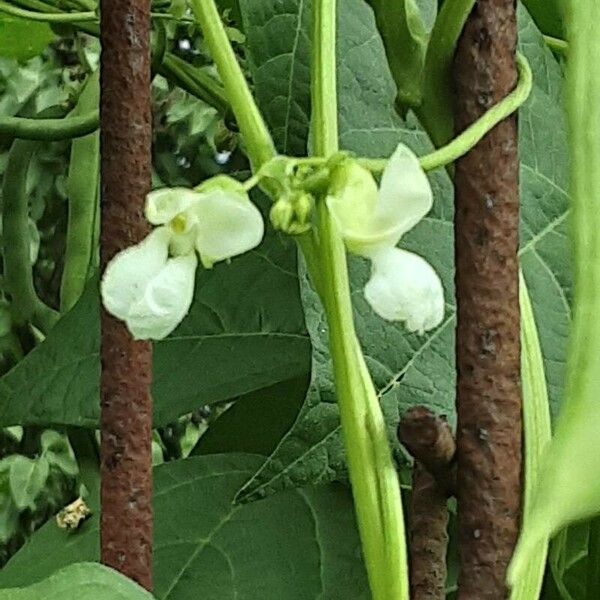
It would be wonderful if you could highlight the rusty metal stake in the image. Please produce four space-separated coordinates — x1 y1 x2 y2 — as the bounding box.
453 1 522 598
399 407 457 600
100 0 153 590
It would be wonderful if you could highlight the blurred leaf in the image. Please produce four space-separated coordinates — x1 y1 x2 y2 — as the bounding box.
549 523 591 599
8 455 49 510
41 431 78 477
0 474 18 543
0 17 55 62
0 563 154 600
0 454 369 599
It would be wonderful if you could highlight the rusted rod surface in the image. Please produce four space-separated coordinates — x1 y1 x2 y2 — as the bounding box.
100 0 153 590
408 465 450 600
399 408 455 600
453 1 522 598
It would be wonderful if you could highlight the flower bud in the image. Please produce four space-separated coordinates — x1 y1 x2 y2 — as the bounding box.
270 199 294 232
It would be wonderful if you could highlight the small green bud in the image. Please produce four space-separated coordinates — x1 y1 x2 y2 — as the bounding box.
270 199 294 232
287 191 313 234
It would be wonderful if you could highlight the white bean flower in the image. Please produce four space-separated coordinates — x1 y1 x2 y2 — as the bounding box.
327 143 444 334
101 176 264 340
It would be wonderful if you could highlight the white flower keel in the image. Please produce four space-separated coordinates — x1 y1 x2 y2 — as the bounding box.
364 247 444 334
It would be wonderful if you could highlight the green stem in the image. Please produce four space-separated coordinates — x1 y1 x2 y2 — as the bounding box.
416 0 476 147
361 53 532 173
60 71 100 312
0 110 98 141
2 140 58 331
543 34 568 55
190 0 276 170
159 54 230 115
0 0 94 20
311 0 337 157
310 1 407 598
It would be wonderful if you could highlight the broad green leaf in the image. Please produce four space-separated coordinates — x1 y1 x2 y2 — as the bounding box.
191 375 309 456
8 455 49 510
240 0 311 155
0 17 55 61
0 563 154 600
0 454 369 599
237 1 571 499
0 222 309 428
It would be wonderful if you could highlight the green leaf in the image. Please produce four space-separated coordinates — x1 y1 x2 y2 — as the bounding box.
237 1 571 500
0 222 310 428
8 455 49 510
0 454 369 599
239 0 312 155
0 563 154 600
0 17 55 61
191 375 309 456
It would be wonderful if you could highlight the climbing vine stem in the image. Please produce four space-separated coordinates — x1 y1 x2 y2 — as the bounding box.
190 0 276 171
309 0 408 598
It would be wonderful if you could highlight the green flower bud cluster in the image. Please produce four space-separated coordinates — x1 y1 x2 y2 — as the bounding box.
270 190 314 235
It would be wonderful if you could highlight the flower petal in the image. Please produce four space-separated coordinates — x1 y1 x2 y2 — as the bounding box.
374 143 433 241
326 161 379 241
145 188 203 225
193 190 264 267
364 247 444 333
101 227 171 321
126 253 198 340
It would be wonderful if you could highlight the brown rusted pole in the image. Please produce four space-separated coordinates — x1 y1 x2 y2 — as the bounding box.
100 0 153 590
398 407 457 600
399 406 457 496
453 1 521 598
408 465 450 600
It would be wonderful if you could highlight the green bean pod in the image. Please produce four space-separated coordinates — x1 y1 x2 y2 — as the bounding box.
0 110 98 142
60 71 100 312
2 139 57 332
